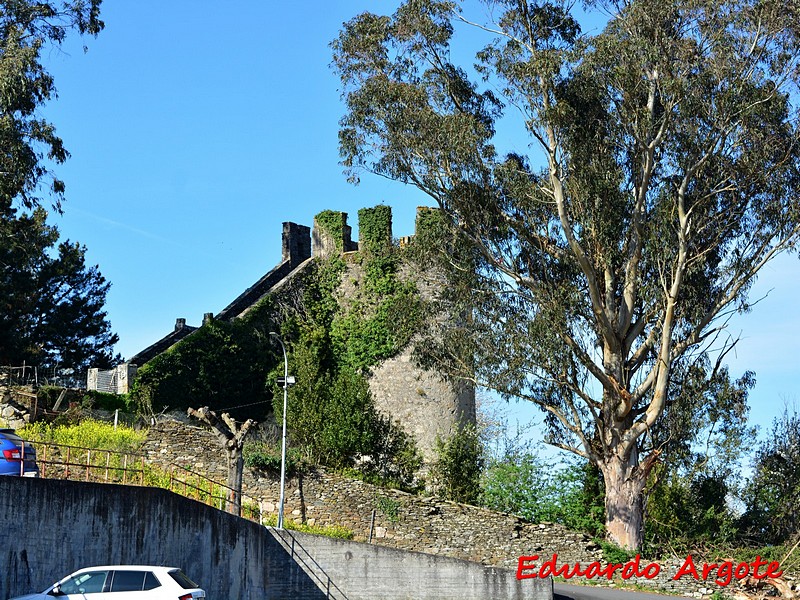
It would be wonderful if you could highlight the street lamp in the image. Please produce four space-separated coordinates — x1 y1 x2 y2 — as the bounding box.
269 331 290 530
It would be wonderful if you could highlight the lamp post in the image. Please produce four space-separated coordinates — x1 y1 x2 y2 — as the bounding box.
269 331 289 530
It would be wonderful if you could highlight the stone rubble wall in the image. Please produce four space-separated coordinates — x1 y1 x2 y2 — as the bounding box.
0 392 35 429
141 419 748 598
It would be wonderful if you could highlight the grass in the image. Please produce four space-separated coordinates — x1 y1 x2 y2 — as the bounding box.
260 513 355 539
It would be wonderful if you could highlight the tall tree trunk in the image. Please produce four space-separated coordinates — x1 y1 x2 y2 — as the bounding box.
187 407 255 517
601 455 647 550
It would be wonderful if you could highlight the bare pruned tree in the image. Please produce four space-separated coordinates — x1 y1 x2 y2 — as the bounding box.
188 406 256 516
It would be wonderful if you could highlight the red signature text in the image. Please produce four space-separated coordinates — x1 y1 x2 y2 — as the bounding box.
672 554 782 587
516 553 660 581
516 553 783 587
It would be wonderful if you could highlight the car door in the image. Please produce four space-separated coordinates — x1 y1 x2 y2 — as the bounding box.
101 570 161 600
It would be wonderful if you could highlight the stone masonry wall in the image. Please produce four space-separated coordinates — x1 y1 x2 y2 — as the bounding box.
141 419 744 598
368 345 475 464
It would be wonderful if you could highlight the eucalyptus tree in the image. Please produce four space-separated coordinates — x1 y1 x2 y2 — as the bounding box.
332 0 800 549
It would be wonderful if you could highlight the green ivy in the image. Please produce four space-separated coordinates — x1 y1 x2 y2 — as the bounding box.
315 210 347 253
431 425 484 504
243 441 309 477
375 496 401 523
357 205 392 254
129 309 278 420
327 206 422 373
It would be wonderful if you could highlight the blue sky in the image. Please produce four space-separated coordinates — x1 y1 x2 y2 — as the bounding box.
41 2 798 440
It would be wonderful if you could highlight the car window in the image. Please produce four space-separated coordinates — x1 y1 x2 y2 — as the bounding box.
143 572 161 591
110 570 147 592
168 570 199 589
58 571 109 594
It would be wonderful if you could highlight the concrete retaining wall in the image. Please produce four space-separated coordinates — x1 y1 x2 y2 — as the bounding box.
0 477 550 600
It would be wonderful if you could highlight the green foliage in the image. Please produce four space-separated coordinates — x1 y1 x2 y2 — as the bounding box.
274 339 421 488
0 2 112 369
129 310 278 419
0 208 118 369
0 0 103 212
81 390 129 412
259 514 355 539
645 468 741 552
314 210 347 253
357 205 392 254
431 425 483 504
598 541 636 565
328 207 422 373
477 398 604 534
19 419 146 452
243 441 309 477
481 453 605 536
375 496 401 523
652 362 757 477
330 283 421 373
143 464 229 508
740 408 800 545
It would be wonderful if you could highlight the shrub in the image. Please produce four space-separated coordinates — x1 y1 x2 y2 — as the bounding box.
243 441 309 477
81 390 129 412
431 425 483 504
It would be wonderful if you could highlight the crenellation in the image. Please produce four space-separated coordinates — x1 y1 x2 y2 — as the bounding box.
281 221 311 266
312 211 355 257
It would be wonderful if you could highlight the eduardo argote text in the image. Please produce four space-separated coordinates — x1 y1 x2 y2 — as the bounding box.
517 553 783 587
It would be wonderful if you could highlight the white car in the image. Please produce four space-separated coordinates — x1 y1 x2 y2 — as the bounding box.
10 565 206 600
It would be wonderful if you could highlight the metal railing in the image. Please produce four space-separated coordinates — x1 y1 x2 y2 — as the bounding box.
27 441 266 522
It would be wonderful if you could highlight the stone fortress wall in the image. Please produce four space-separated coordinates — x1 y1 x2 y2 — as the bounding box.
123 206 475 464
307 207 475 462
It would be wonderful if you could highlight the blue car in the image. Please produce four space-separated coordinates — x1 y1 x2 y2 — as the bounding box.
0 429 39 477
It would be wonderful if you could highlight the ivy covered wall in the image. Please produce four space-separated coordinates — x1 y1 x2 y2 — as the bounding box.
130 206 475 480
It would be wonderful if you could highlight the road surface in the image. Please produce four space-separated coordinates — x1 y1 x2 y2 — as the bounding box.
554 582 676 600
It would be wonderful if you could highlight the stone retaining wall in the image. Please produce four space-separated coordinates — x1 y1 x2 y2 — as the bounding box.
141 419 753 598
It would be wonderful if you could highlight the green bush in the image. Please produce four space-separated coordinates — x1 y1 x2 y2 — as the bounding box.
375 496 401 523
431 425 483 504
481 454 605 536
81 390 129 412
598 540 636 564
243 441 309 477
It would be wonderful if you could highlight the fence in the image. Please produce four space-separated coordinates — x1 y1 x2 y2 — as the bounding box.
26 441 264 522
1 365 86 390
